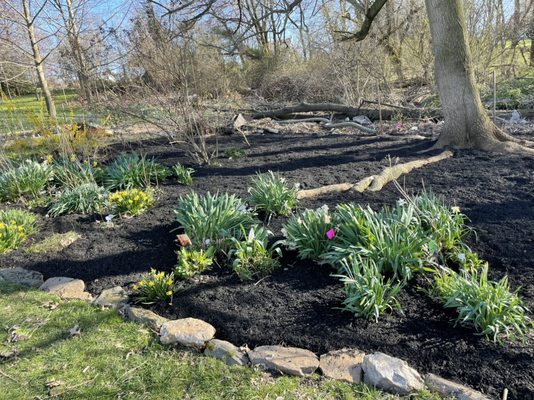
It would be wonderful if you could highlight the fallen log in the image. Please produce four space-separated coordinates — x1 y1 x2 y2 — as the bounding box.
297 151 453 199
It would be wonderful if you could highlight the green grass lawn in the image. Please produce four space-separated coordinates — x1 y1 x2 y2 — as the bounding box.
0 283 442 400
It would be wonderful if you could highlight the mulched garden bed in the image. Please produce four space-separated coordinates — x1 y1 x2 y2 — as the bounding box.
1 130 533 398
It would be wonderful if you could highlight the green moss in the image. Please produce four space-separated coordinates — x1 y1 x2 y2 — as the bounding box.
27 231 81 254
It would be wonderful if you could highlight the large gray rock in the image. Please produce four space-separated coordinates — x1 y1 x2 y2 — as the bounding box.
160 318 215 349
319 348 365 383
425 374 491 400
92 286 128 309
204 339 249 366
362 352 424 395
0 267 44 288
123 305 169 331
248 345 319 377
39 277 92 300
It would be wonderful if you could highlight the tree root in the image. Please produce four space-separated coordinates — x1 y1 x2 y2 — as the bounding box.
297 151 453 199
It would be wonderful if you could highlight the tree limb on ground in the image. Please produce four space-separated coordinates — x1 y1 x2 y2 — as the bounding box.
297 151 453 199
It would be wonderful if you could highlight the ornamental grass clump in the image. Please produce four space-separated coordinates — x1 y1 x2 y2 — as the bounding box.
282 205 335 261
108 188 155 217
133 269 175 304
52 158 101 190
48 183 106 217
230 225 281 281
175 192 257 251
175 246 215 278
334 256 404 322
248 170 298 218
431 265 532 343
0 160 52 201
0 209 38 253
104 153 169 190
173 163 194 185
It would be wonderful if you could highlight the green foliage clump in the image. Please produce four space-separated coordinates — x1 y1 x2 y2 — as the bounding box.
108 188 155 217
230 226 281 281
52 157 101 189
104 153 169 190
248 170 298 217
133 269 174 304
335 256 404 322
175 192 257 251
282 205 335 261
48 183 106 217
0 160 52 201
224 147 246 159
173 163 195 185
431 265 532 343
175 246 215 278
0 209 38 253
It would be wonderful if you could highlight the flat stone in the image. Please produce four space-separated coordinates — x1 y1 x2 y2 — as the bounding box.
123 305 169 331
425 374 491 400
248 345 319 377
204 339 249 366
362 352 424 395
92 286 128 309
0 267 44 288
39 277 92 300
160 318 215 348
319 348 365 383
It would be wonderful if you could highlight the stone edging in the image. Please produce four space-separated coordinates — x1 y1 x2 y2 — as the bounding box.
0 270 491 400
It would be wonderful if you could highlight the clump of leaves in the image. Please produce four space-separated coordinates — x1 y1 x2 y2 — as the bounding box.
0 160 52 201
175 192 257 251
282 205 335 261
248 171 298 218
108 188 155 217
175 246 215 278
48 183 106 217
173 163 194 185
104 153 169 190
132 269 174 304
230 225 281 281
335 256 404 322
224 147 246 159
431 265 532 343
52 158 101 190
0 209 38 253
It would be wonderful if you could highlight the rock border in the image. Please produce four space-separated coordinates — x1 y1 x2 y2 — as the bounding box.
1 270 491 400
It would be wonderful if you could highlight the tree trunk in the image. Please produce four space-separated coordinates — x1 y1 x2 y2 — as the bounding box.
424 0 520 152
22 0 56 119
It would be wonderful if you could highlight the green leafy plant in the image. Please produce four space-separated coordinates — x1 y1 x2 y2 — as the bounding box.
282 205 335 261
446 245 486 272
108 188 155 216
104 153 169 190
224 147 246 159
248 170 298 218
48 183 106 217
0 209 38 253
52 158 101 190
334 256 404 322
175 246 215 278
175 192 257 251
230 225 281 281
0 160 52 201
431 265 532 343
173 163 194 185
132 269 174 304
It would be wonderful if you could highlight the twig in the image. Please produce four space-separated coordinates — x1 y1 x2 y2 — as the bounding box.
0 368 19 383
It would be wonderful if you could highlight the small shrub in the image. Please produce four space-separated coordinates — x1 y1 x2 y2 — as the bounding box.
282 205 335 261
0 209 38 253
0 160 52 201
175 246 215 278
48 183 106 217
132 269 174 304
173 163 194 185
104 153 169 190
334 256 404 322
248 171 298 218
230 226 281 281
224 148 246 159
431 265 532 343
108 188 155 217
175 192 257 251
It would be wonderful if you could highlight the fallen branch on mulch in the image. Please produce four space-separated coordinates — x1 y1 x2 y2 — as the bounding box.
297 151 453 199
277 117 376 134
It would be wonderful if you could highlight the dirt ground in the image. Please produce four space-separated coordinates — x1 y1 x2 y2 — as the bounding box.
1 127 533 398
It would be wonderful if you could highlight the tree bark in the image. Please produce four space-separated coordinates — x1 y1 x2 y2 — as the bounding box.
22 0 57 119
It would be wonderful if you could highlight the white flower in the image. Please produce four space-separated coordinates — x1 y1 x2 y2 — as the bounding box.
458 253 466 262
105 214 115 223
296 218 303 225
204 239 211 246
324 214 331 224
451 206 461 214
281 228 288 237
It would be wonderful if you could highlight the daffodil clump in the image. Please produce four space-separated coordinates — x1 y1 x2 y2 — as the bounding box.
132 269 174 304
109 188 155 216
0 209 38 253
